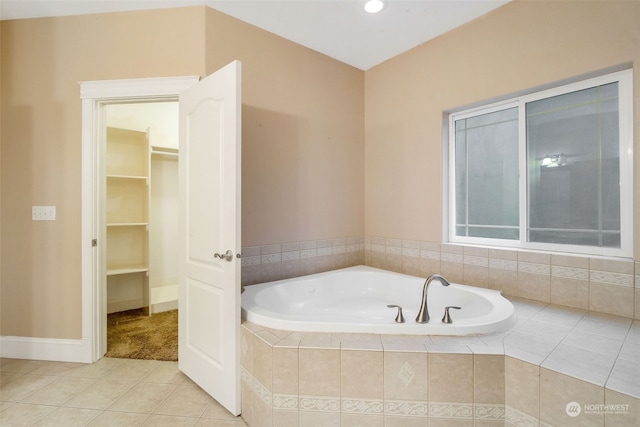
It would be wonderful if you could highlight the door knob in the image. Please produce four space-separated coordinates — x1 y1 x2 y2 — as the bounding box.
214 250 234 262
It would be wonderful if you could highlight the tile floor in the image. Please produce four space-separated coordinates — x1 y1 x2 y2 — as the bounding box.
0 357 248 426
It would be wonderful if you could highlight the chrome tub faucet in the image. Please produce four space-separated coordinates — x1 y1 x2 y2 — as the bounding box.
415 274 451 323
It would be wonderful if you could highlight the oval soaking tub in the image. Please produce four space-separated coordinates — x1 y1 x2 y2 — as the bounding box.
242 265 515 335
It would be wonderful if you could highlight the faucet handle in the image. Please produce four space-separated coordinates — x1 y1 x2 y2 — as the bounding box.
442 306 462 324
387 305 405 323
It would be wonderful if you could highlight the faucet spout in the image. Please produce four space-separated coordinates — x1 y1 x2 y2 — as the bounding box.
415 274 451 323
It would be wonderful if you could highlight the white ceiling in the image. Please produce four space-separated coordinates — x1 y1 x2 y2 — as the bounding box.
0 0 510 70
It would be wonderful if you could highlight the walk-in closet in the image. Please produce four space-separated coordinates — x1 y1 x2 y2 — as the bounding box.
104 101 179 359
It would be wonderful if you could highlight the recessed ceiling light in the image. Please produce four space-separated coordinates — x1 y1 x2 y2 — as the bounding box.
364 0 385 14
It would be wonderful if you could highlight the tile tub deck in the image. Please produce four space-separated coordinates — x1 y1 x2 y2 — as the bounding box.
241 297 640 426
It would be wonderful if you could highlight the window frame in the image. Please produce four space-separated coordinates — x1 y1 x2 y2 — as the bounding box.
447 69 633 257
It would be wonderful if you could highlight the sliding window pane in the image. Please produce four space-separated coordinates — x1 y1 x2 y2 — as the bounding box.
526 83 620 247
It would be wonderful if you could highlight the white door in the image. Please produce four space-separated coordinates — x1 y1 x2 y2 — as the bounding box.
178 61 242 415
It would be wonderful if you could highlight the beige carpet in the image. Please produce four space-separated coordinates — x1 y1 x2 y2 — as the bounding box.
106 308 178 361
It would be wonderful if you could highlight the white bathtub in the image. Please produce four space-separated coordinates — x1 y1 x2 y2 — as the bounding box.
242 265 515 335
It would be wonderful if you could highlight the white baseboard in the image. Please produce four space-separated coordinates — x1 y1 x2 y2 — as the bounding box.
150 284 178 314
107 297 145 314
151 299 178 314
0 335 94 363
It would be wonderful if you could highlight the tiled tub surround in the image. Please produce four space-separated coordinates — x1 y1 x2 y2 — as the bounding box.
242 237 640 320
241 299 640 427
241 237 365 287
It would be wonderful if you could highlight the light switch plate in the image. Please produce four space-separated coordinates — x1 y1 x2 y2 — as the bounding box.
32 206 56 221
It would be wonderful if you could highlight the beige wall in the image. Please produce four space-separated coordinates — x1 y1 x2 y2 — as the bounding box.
1 0 637 342
364 0 640 251
0 7 206 339
0 7 365 339
203 9 365 246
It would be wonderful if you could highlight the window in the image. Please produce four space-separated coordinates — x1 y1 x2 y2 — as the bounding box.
449 70 633 257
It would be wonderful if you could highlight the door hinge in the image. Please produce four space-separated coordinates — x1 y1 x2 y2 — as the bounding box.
92 239 98 247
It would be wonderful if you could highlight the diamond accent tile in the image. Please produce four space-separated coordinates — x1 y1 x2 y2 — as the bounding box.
398 361 415 387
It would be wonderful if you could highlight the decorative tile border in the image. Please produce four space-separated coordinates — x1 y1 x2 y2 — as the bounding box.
254 377 272 407
341 398 383 414
421 248 440 260
464 254 488 268
490 258 518 271
241 366 252 384
429 402 473 419
552 265 589 281
518 261 550 276
441 252 463 264
299 395 340 412
384 400 429 417
475 403 505 420
590 270 634 288
272 394 298 410
243 361 500 422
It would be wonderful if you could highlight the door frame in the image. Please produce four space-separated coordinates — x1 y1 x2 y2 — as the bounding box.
80 76 199 362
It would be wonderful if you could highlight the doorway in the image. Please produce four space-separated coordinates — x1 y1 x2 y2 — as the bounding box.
102 101 180 360
79 75 199 362
80 64 242 415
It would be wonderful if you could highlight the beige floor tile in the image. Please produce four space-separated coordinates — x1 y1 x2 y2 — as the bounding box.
86 410 149 426
141 361 188 384
196 418 249 426
64 357 125 379
105 359 161 382
109 382 177 413
33 406 101 426
0 374 58 402
21 376 97 406
62 379 135 410
0 401 15 411
0 402 55 425
0 359 48 374
0 372 23 386
29 361 86 376
141 413 199 426
0 358 249 425
201 400 242 420
154 383 215 417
